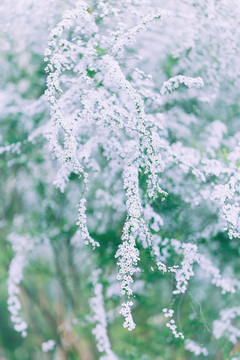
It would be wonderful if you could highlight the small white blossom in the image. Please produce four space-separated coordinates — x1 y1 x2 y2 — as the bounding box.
42 340 56 353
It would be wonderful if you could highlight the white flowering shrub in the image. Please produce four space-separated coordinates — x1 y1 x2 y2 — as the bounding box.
1 0 240 359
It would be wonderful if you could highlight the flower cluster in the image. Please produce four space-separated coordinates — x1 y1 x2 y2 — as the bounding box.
172 243 198 295
42 340 56 353
89 270 118 359
76 199 100 248
213 307 240 344
119 301 136 331
163 308 184 339
160 75 204 95
185 339 208 357
7 233 35 337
